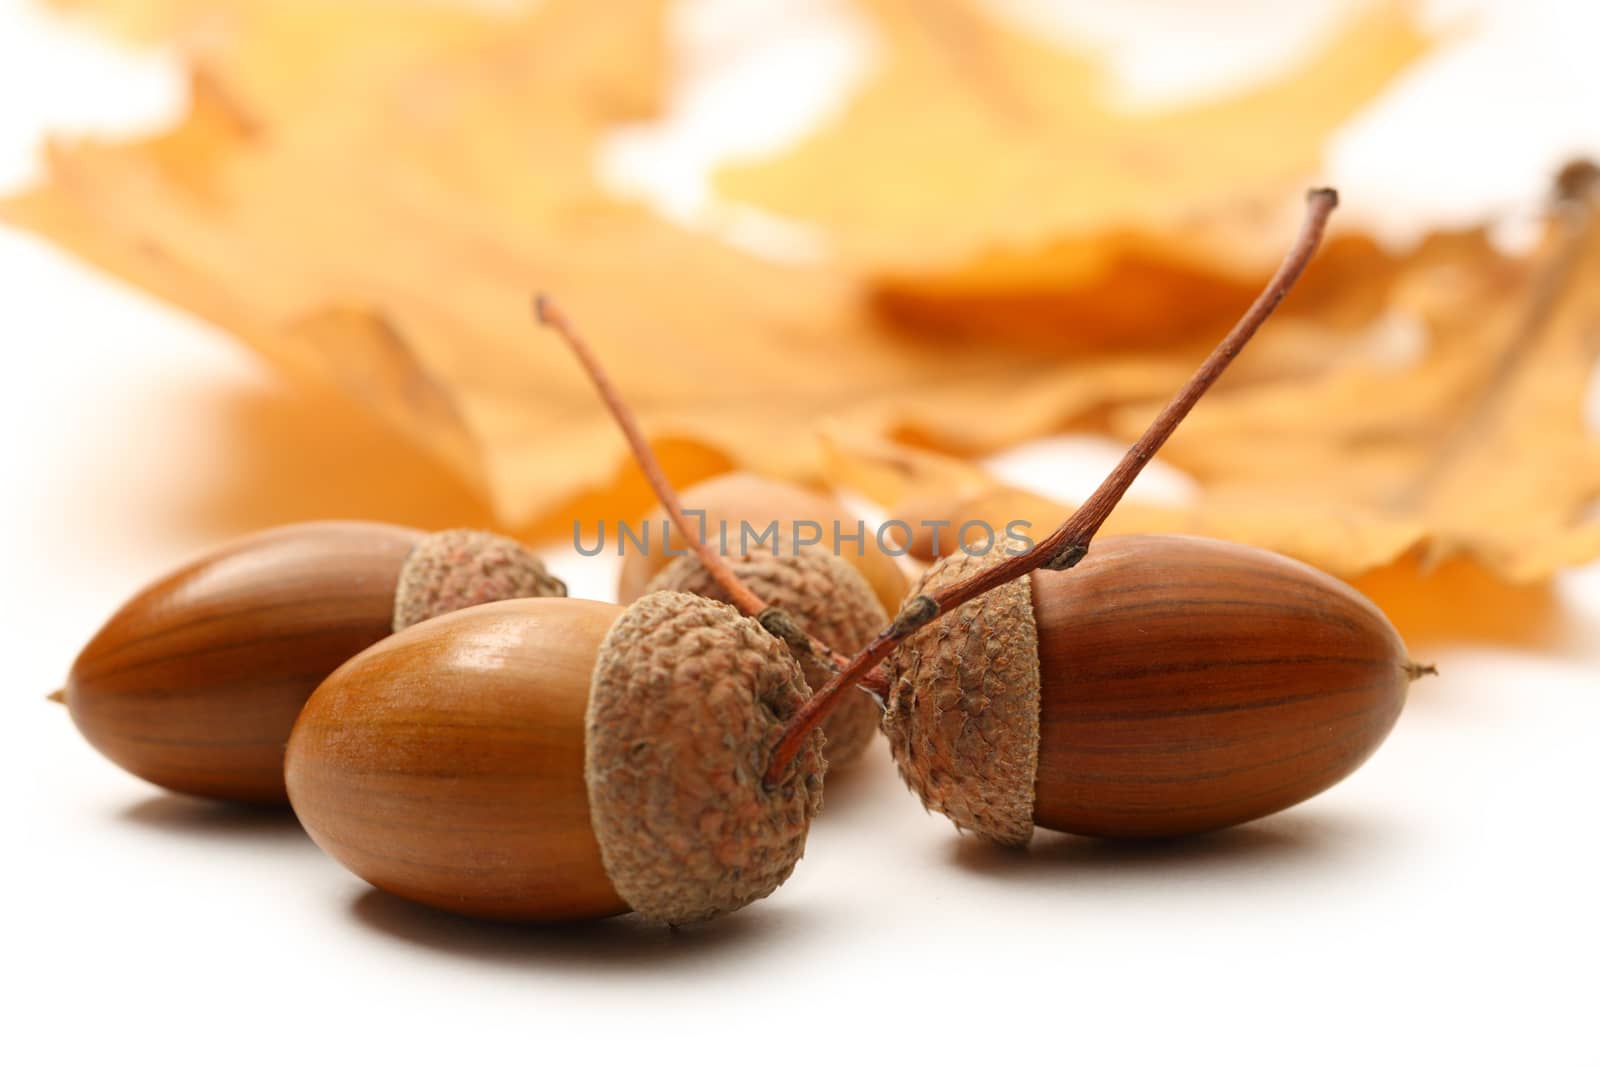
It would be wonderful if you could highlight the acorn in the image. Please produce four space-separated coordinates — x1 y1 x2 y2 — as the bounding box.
62 522 565 804
285 593 824 923
883 534 1420 843
645 544 889 766
615 472 909 615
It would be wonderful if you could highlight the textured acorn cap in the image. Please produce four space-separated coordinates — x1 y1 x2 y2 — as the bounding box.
392 529 566 631
646 546 888 765
882 539 1041 846
585 591 825 924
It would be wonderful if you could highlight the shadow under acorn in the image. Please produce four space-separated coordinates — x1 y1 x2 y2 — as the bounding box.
118 792 810 966
947 808 1387 888
119 794 309 846
348 887 816 972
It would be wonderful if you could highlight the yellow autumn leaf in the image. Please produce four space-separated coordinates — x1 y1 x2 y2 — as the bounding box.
7 98 1227 534
9 0 1594 590
716 0 1428 350
1113 174 1600 581
823 173 1600 583
3 0 1204 531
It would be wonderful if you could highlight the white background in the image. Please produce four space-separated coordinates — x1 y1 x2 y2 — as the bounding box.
2 1 1598 1065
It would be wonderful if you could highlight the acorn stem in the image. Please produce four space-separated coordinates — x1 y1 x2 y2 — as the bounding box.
534 295 862 678
47 689 66 706
1405 662 1439 680
764 188 1341 786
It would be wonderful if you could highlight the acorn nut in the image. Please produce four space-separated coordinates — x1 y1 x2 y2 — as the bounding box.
285 592 825 924
62 522 564 804
884 534 1418 843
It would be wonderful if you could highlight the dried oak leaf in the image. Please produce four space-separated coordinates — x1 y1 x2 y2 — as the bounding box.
824 186 1600 582
715 0 1427 351
8 0 1248 532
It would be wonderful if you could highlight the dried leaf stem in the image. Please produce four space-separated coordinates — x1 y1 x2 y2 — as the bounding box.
764 187 1341 785
1401 160 1597 509
534 295 858 675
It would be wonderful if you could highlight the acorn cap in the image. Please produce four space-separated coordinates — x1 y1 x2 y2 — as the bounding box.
392 529 566 631
646 545 888 765
585 591 825 924
882 540 1041 846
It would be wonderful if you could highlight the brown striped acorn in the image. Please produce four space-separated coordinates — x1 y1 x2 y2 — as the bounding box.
883 534 1426 844
285 593 823 924
60 521 565 804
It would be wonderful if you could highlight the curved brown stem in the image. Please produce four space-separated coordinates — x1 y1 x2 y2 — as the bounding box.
765 188 1341 785
534 295 868 681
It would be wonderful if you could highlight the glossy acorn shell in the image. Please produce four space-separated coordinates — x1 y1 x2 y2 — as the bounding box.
1029 535 1411 837
285 598 629 922
65 521 421 804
